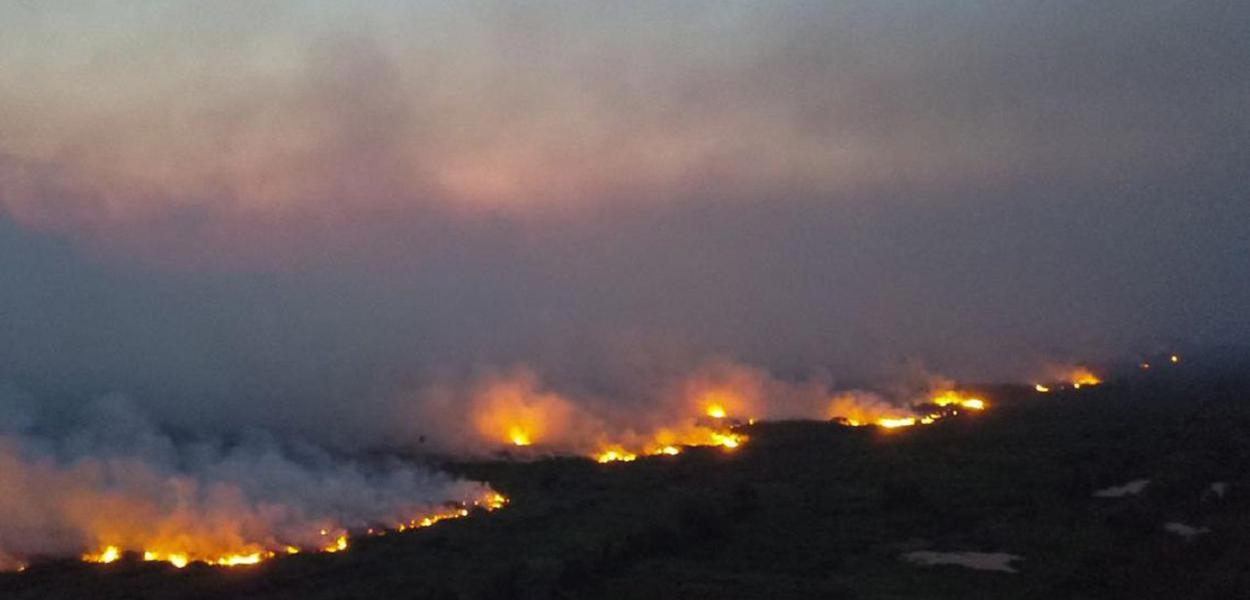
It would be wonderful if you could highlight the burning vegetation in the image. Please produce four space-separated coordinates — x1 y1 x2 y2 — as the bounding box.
32 357 1178 575
485 389 751 465
435 364 992 462
76 491 508 570
0 395 507 574
828 389 987 430
414 365 776 464
1032 365 1104 393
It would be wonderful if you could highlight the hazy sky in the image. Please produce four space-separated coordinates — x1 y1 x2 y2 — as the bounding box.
2 1 1248 438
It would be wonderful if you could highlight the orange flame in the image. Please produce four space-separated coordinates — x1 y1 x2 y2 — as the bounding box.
829 388 988 430
1069 368 1101 388
77 490 508 570
508 426 532 447
930 391 986 411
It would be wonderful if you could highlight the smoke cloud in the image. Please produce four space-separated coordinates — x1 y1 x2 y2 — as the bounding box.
0 386 491 571
0 0 1246 506
404 359 967 456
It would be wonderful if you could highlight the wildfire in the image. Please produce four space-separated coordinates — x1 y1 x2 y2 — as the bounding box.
83 545 121 564
142 551 191 568
1069 368 1101 388
322 535 348 553
930 391 986 411
508 426 532 447
213 553 264 566
877 417 917 429
1033 365 1102 391
709 432 743 449
585 393 751 464
595 449 638 463
593 426 745 463
76 490 509 571
830 389 988 431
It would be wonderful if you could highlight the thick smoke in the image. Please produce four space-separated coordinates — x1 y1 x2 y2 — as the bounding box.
405 360 958 456
0 2 1245 494
0 386 491 571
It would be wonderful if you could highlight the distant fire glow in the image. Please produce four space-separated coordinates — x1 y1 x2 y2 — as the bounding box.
1070 368 1101 388
1033 365 1102 391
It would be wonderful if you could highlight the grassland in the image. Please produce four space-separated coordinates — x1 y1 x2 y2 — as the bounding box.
4 370 1247 599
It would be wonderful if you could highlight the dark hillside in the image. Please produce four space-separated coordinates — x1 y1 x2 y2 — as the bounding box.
4 374 1248 599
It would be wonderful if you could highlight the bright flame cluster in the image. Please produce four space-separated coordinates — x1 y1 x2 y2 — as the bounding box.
834 391 987 430
590 401 748 463
930 391 986 411
79 491 508 570
1033 366 1102 392
591 412 748 464
1069 368 1101 389
483 388 752 465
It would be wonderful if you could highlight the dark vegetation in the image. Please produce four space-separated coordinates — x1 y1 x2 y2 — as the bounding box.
4 366 1249 599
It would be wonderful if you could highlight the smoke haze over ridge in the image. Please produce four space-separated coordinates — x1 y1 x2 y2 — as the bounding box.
0 1 1248 443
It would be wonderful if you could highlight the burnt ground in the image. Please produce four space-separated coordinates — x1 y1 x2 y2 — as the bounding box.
3 369 1249 599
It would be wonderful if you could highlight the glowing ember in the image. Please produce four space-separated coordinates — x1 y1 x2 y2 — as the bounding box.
1034 384 1051 393
1170 354 1180 364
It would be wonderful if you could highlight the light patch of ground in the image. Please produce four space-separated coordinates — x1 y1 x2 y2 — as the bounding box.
1093 479 1150 498
901 551 1023 573
1163 522 1210 541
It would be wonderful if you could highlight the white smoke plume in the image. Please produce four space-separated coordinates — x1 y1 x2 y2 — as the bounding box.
0 386 492 571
